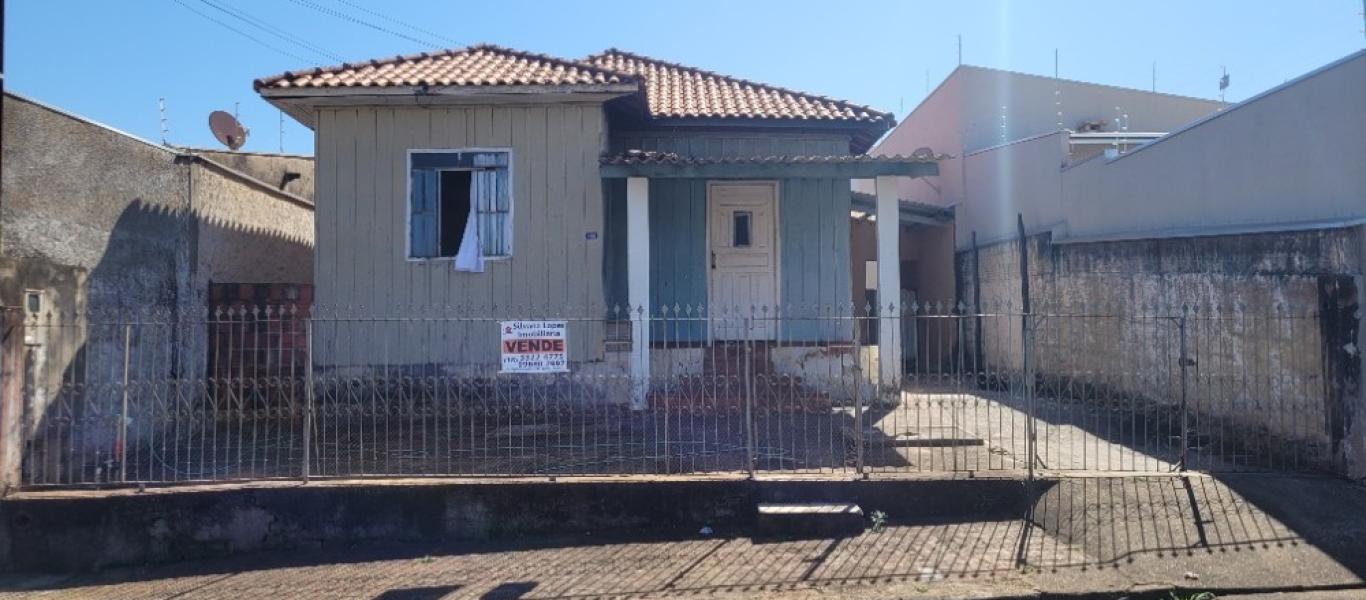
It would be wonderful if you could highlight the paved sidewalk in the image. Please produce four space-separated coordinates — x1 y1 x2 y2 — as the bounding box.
2 474 1364 599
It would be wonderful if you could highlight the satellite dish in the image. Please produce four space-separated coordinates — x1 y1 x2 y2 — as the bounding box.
208 110 248 150
911 146 936 160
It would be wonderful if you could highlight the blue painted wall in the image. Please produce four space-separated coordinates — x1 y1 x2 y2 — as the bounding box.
610 130 851 158
777 178 853 342
603 129 855 342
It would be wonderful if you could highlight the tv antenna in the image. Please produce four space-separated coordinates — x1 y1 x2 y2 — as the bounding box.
208 110 249 150
158 98 169 145
1218 66 1230 103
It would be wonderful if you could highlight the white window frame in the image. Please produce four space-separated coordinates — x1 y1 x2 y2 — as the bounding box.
404 147 515 262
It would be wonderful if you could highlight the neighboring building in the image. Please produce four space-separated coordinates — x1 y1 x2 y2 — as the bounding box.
851 64 1226 372
256 44 938 404
2 92 315 316
1 91 315 479
866 51 1366 477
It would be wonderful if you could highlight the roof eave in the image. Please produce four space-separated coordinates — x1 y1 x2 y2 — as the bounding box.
600 157 937 179
629 114 895 154
259 82 640 98
261 83 642 130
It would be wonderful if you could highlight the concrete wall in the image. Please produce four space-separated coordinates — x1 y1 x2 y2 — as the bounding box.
862 65 1223 217
191 149 315 202
1 93 315 485
883 52 1365 252
2 93 315 311
957 227 1364 476
2 95 192 312
192 160 314 286
312 103 608 366
1058 51 1366 242
959 132 1069 248
0 478 1025 572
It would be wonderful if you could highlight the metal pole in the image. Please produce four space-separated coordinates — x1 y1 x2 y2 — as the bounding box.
743 314 756 480
302 318 314 482
120 323 131 483
972 230 983 371
853 312 866 478
1178 307 1191 471
1016 214 1035 481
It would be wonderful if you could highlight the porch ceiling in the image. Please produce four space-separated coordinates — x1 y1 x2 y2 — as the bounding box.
599 151 939 179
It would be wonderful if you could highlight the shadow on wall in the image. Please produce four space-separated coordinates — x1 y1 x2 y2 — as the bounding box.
20 199 313 486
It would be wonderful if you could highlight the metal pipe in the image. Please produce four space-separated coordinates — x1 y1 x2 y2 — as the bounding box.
120 323 131 483
302 318 313 482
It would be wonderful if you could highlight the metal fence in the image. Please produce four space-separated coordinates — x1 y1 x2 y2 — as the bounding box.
9 301 1335 488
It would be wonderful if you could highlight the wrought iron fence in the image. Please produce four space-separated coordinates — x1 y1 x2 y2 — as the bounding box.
9 301 1335 488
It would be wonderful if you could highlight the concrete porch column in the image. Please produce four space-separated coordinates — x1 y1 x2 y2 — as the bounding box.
875 175 902 392
626 177 651 410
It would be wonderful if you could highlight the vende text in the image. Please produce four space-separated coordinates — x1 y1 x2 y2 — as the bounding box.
503 339 566 354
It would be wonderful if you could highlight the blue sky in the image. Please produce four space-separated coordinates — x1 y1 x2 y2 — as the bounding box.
7 1 1364 155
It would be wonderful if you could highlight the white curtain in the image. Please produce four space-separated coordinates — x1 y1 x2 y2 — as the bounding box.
453 171 488 273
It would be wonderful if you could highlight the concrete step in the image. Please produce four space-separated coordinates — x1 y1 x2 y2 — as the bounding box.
843 425 987 448
757 502 864 538
872 433 986 448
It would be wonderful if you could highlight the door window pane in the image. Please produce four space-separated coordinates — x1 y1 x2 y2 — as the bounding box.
733 211 752 247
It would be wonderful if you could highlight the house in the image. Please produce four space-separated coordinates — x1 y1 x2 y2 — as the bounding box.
855 63 1227 312
256 45 938 405
864 51 1366 476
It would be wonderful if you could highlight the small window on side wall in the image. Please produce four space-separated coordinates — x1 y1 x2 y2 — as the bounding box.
409 150 512 260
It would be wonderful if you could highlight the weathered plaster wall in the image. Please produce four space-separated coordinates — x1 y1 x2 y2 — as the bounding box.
1 93 315 311
1 95 192 311
956 226 1364 476
190 149 315 202
190 161 314 286
1 93 314 485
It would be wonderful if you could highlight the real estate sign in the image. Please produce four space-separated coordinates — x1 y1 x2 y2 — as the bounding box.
499 320 568 373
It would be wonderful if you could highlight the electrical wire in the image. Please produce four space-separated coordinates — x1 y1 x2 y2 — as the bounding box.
172 0 316 65
283 0 446 50
195 0 345 64
329 0 460 48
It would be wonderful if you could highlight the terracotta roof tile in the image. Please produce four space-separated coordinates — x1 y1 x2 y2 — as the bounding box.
254 44 893 132
254 44 636 91
583 49 891 124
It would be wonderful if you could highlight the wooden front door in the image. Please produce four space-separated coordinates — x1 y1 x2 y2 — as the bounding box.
708 182 778 340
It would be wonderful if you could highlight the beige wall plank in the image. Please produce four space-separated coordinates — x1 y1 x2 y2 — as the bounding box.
314 103 609 367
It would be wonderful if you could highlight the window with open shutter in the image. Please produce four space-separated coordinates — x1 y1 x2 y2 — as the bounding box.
407 150 513 260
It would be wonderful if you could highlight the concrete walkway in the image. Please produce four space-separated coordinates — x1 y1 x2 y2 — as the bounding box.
2 474 1365 599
